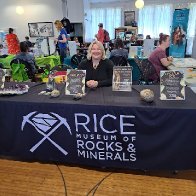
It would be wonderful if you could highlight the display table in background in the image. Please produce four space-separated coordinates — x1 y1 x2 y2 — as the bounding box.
35 55 60 68
0 55 15 69
0 55 60 69
0 83 195 170
169 58 196 86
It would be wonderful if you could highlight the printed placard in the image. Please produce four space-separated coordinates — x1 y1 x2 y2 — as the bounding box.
0 69 5 89
160 70 185 100
112 66 132 92
54 71 67 84
65 69 86 95
45 70 56 91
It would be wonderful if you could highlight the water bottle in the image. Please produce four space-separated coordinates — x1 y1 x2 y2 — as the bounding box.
106 48 111 58
137 46 142 58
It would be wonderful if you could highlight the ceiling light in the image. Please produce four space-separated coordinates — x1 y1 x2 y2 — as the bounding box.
135 0 144 9
16 6 24 15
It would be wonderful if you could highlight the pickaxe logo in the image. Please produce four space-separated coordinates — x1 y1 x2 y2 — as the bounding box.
21 111 72 156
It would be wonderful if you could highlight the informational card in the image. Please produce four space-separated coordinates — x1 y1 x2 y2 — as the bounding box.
54 71 67 83
46 70 56 91
65 69 86 95
112 66 132 92
129 46 137 58
160 70 185 100
0 69 5 89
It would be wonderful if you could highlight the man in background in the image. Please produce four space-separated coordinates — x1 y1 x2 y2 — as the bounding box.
97 23 105 44
25 36 33 48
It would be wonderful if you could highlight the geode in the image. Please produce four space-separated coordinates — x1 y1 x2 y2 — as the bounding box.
140 89 154 102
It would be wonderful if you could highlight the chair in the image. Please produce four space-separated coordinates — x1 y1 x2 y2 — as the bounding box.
71 54 87 67
10 58 35 82
134 55 159 85
109 56 129 66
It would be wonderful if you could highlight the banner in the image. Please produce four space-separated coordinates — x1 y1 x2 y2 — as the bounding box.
0 86 196 170
169 9 189 58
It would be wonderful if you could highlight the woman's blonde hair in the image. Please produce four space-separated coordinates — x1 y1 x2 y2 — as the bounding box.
54 20 63 31
87 40 106 60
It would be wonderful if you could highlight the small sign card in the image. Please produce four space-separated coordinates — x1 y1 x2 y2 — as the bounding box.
160 70 185 100
54 71 67 83
0 69 5 89
46 70 56 91
112 66 132 92
65 69 86 95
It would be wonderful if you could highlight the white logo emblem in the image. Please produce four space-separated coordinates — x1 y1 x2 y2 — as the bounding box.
21 111 72 156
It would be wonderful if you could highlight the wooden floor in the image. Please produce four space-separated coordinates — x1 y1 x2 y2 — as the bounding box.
0 159 195 196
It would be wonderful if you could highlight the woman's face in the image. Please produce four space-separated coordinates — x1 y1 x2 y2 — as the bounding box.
55 24 61 31
163 36 170 48
174 33 180 41
91 43 102 60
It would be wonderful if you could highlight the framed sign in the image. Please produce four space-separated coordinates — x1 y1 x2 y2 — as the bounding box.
28 22 54 37
65 69 86 95
112 66 132 92
160 70 185 100
124 11 135 26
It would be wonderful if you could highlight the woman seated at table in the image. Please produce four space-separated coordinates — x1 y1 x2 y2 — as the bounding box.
78 40 114 88
110 38 128 59
148 33 173 79
14 42 37 73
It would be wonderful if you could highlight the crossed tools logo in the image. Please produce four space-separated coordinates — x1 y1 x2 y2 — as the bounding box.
21 111 72 156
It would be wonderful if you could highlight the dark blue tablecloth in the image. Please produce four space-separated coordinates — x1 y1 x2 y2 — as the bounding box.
0 83 195 170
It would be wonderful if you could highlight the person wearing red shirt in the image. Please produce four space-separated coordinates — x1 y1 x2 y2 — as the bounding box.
6 28 20 55
97 23 105 44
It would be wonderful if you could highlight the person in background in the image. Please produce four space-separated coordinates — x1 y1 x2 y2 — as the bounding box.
0 44 7 56
78 40 114 88
14 42 37 74
25 36 33 48
5 28 20 54
130 34 137 43
148 33 173 79
146 35 151 39
97 23 105 44
74 37 80 48
110 38 128 59
54 20 68 64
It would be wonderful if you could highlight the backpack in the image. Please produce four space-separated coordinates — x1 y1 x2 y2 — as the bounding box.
104 30 110 42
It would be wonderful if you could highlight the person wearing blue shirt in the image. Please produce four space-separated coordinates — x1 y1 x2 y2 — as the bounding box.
54 20 68 64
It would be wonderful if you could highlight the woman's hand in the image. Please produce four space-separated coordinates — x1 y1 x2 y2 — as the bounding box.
86 80 98 88
167 56 173 62
54 38 58 44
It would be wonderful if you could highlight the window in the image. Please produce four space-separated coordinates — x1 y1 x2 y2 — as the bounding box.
186 3 196 55
85 7 121 42
138 4 173 38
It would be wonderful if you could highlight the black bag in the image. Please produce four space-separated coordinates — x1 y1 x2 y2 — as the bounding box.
104 30 110 42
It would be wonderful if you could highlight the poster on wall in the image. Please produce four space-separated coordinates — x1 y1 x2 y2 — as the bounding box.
124 11 135 26
169 9 189 58
28 22 54 37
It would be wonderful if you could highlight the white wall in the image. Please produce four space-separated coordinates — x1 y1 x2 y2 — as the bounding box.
66 0 84 22
0 0 63 42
